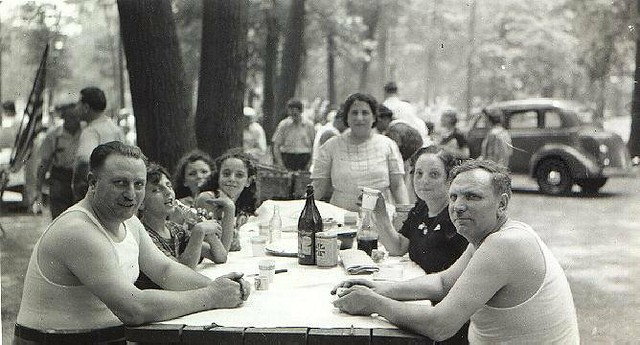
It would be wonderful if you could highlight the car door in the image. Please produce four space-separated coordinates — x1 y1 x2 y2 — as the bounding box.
466 114 488 158
504 109 540 173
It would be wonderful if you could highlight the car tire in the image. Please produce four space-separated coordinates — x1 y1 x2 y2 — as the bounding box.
536 159 573 195
576 178 607 194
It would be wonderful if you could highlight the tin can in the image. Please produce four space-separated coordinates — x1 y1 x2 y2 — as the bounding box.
255 276 269 290
315 231 338 267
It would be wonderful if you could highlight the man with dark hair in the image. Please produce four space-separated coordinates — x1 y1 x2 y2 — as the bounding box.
72 87 125 201
36 103 82 218
374 104 393 135
16 141 250 344
439 110 470 159
272 98 315 171
334 159 579 343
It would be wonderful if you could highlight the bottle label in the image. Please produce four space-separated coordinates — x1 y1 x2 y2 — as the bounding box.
298 233 313 255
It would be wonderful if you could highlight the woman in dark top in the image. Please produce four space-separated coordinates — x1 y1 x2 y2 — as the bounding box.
372 145 469 344
374 145 468 273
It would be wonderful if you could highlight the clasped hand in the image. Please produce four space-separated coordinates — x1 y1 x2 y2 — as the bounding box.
331 279 387 316
210 272 251 308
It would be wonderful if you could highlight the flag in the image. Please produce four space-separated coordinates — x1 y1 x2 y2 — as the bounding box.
9 44 48 173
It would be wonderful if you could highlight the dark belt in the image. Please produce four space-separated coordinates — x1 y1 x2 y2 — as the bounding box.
49 166 73 181
14 323 125 344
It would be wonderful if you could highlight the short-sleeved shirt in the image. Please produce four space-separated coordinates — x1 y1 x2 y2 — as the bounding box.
398 200 468 274
272 117 315 154
75 116 125 163
312 133 404 212
243 122 267 159
440 129 467 151
40 125 81 170
143 221 189 258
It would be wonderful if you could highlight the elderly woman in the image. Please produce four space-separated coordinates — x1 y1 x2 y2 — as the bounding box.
173 149 215 206
312 93 409 212
136 163 227 290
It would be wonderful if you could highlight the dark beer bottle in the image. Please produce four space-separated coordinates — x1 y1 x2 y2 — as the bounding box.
298 184 323 265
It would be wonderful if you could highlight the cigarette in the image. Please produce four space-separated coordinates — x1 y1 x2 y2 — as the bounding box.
246 269 288 277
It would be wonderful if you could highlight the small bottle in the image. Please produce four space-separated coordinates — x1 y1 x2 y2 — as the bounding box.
298 185 323 265
270 205 282 242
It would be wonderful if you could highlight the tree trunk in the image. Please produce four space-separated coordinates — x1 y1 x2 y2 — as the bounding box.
358 0 381 93
327 28 336 107
465 0 477 118
195 0 248 160
628 0 640 157
275 0 305 124
117 0 195 170
262 0 279 142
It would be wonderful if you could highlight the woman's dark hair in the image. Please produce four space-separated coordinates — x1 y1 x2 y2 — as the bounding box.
173 149 215 199
387 122 423 161
342 93 378 128
408 145 460 176
139 162 171 218
201 148 258 216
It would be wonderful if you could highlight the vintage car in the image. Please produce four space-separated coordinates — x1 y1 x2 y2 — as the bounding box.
466 98 633 195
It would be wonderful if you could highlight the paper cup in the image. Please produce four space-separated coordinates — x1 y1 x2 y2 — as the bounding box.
250 236 267 257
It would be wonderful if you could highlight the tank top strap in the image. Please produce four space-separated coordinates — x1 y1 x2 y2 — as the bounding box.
60 204 125 244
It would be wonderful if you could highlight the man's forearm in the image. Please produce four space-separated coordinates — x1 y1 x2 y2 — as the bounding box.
377 298 455 341
385 274 447 301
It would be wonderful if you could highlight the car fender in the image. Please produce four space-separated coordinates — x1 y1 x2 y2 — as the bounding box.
529 144 600 178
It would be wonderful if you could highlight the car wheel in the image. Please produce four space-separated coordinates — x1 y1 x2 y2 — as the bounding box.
576 178 607 194
535 159 573 195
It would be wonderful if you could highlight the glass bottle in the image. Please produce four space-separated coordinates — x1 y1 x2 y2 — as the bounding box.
270 205 282 242
298 185 323 265
357 207 378 256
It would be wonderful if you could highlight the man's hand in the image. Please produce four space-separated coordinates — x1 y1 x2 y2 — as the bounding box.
333 285 383 316
208 272 251 308
331 278 393 298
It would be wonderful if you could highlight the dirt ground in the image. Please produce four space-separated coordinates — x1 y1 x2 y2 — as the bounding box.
1 174 639 344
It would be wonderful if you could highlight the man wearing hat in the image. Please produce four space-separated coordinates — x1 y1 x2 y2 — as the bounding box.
72 87 125 201
242 106 267 162
36 103 82 218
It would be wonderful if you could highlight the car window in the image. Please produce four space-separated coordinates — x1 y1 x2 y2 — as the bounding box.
544 110 563 128
508 111 538 129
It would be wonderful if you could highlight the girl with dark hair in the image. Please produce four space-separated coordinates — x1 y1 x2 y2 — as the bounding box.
173 150 215 206
136 162 227 290
195 149 259 252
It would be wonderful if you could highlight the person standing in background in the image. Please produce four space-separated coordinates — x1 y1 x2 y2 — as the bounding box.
35 103 82 218
272 99 315 171
242 106 268 163
382 82 430 146
72 87 125 201
480 109 512 167
439 110 470 159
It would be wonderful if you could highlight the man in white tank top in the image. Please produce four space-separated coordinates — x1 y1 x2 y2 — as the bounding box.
16 141 251 344
333 159 579 344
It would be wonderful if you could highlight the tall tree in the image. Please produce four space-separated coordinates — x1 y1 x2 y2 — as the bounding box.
117 0 195 169
274 0 305 123
195 0 249 159
357 0 381 92
628 0 640 157
262 0 279 141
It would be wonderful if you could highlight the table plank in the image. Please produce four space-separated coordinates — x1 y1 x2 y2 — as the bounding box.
181 326 244 344
308 327 370 345
244 327 307 345
372 328 435 345
125 324 183 343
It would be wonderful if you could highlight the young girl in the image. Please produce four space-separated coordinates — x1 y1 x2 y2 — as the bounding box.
196 149 258 252
136 162 227 289
173 150 215 206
